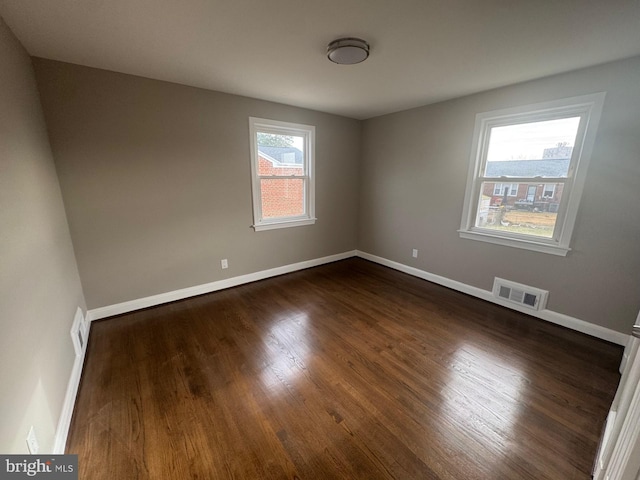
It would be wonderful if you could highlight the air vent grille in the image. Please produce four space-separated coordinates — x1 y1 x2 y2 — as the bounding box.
499 285 510 299
493 278 548 311
523 293 538 307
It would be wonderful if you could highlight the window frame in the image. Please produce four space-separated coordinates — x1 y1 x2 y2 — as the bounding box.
249 117 316 231
459 93 606 256
542 183 556 198
493 183 519 196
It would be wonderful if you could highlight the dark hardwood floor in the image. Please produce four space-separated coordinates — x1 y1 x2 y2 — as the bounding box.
67 258 622 479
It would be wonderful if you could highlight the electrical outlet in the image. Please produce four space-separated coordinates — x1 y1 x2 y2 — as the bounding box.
221 259 228 269
26 426 39 454
412 249 418 258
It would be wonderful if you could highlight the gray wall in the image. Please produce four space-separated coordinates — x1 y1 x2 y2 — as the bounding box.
20 52 640 341
359 57 640 334
33 59 361 309
0 18 86 453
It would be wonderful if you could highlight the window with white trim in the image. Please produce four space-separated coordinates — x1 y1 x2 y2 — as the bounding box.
249 117 315 231
459 93 606 256
493 183 519 196
542 183 556 198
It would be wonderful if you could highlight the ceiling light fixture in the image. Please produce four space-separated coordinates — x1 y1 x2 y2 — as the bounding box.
327 37 370 65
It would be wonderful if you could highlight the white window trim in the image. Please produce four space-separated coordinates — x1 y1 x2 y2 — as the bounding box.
459 92 606 256
542 183 556 198
493 183 518 196
249 117 316 231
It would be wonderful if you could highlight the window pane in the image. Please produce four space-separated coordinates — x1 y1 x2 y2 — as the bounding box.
257 133 305 176
484 117 580 178
493 183 519 196
260 179 305 218
475 182 564 238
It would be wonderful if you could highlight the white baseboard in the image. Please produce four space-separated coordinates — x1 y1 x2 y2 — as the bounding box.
88 250 357 321
58 250 625 454
356 250 629 346
53 307 90 454
86 247 629 347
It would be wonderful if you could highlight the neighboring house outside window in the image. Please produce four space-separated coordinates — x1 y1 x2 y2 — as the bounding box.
249 118 315 231
481 163 566 209
459 93 606 256
257 146 305 219
492 183 519 197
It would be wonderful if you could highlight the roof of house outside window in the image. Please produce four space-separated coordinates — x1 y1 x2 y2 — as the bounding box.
258 146 303 165
485 159 570 178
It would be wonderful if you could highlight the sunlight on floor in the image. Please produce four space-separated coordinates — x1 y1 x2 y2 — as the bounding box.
259 312 311 395
440 343 528 460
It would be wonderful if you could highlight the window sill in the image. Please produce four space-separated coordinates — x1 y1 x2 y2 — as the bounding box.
252 218 317 232
458 229 570 256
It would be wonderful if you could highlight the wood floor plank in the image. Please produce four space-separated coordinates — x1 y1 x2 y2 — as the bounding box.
67 258 622 479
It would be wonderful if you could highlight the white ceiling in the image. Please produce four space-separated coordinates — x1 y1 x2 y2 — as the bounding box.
1 0 639 119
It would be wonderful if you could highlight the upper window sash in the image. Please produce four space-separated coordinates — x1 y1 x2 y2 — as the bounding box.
477 113 588 181
254 127 310 178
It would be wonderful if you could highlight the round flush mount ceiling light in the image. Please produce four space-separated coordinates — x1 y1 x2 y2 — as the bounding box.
327 37 370 65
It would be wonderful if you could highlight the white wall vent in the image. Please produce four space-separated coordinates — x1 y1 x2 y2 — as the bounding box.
492 277 548 311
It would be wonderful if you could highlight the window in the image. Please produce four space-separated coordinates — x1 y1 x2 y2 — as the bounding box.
493 183 519 196
459 93 606 256
542 184 556 198
249 117 315 231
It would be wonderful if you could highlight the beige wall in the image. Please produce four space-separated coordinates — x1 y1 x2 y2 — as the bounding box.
359 56 640 334
33 59 361 309
0 18 86 453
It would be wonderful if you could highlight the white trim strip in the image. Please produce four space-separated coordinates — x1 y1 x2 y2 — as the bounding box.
88 251 357 321
252 217 317 231
355 250 629 346
53 307 90 454
86 248 628 346
458 230 571 256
